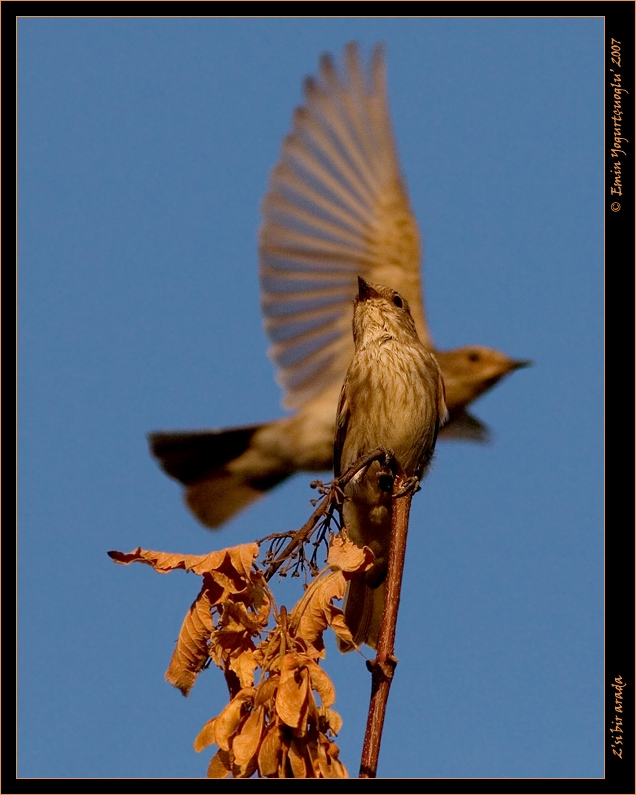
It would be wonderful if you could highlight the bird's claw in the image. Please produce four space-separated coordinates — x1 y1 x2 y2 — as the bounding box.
393 476 420 497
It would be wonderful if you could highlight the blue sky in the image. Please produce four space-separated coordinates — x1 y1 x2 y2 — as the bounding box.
19 17 604 780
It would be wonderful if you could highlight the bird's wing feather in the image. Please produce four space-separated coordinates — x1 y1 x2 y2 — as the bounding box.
333 383 350 478
259 42 431 411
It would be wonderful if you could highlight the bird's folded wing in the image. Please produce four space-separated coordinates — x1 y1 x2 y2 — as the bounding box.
259 41 431 411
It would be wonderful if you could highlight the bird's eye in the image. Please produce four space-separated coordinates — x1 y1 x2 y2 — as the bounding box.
393 295 403 308
468 351 481 362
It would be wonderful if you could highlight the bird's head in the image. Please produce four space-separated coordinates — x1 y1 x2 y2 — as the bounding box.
435 345 532 409
353 276 420 348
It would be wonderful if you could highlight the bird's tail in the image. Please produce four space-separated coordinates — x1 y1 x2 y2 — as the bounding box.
338 576 385 652
148 425 291 528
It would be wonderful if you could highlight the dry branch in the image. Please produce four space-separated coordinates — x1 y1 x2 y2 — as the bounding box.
359 475 417 778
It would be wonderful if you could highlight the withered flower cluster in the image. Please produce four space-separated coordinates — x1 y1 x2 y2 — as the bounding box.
110 534 375 777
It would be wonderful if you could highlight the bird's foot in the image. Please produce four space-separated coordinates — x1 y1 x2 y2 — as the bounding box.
393 476 420 497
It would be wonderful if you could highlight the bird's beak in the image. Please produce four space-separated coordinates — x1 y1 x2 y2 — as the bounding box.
357 276 380 301
511 359 533 371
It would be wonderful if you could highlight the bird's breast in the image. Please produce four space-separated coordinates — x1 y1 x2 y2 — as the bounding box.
342 342 440 476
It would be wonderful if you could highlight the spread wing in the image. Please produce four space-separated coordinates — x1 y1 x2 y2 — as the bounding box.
259 41 432 411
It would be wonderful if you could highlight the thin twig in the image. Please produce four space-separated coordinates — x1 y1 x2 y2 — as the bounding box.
359 475 416 778
261 448 391 582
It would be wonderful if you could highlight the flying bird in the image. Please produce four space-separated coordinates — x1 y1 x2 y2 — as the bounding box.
334 277 447 649
149 42 530 529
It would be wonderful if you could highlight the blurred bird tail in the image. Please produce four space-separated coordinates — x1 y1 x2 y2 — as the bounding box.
148 425 290 529
338 576 385 652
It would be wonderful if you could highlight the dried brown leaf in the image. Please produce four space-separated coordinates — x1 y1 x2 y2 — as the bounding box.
315 742 329 778
254 674 280 708
315 736 348 778
209 630 250 669
209 630 244 666
330 757 348 778
108 542 259 578
289 738 313 778
279 743 289 779
318 707 343 736
289 569 347 647
276 655 309 730
208 568 246 596
165 580 215 696
221 598 269 635
213 688 255 752
227 543 260 581
323 605 356 651
207 748 232 778
234 754 258 779
229 649 259 690
327 532 375 573
232 705 265 766
250 579 273 625
258 722 283 778
193 717 217 753
322 735 348 778
305 660 335 709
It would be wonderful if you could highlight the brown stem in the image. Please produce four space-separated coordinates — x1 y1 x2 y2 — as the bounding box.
359 477 414 779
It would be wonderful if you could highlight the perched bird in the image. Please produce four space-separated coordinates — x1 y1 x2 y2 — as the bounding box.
334 277 447 650
149 42 530 529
